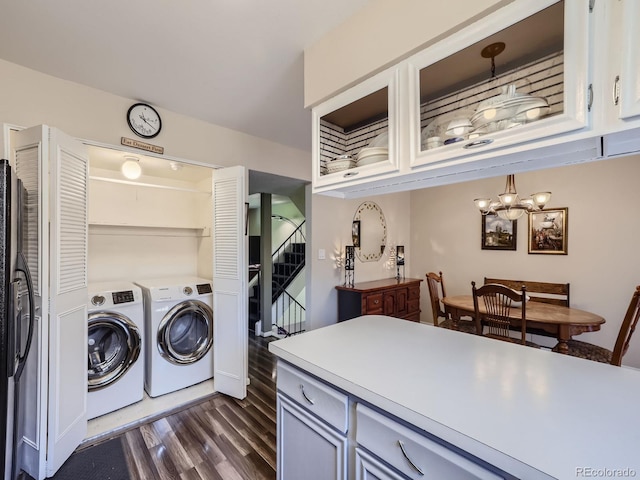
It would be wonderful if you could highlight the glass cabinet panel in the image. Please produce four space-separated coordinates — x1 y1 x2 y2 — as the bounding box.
312 67 399 192
409 0 590 167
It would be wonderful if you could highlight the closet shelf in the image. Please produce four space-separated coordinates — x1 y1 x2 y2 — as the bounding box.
88 222 211 237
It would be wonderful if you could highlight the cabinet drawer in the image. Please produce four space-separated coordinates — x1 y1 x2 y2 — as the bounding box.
277 362 349 433
356 404 504 479
364 293 383 314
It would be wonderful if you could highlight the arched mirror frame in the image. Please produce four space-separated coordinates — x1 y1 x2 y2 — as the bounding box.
352 201 387 262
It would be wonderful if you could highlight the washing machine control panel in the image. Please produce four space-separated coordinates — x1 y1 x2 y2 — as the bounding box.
196 283 212 294
183 286 193 296
112 290 135 304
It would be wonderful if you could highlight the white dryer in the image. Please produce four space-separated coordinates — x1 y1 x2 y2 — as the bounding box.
87 282 144 420
134 276 214 398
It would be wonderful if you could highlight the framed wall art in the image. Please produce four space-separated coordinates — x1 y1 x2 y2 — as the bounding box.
528 208 568 255
481 214 517 251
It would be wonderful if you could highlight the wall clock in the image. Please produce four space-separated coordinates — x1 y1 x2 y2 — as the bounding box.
127 103 162 139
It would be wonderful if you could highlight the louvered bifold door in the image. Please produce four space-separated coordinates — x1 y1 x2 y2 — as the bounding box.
212 166 248 399
45 128 89 477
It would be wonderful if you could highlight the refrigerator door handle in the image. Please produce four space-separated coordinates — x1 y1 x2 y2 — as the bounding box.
14 251 34 382
6 279 20 378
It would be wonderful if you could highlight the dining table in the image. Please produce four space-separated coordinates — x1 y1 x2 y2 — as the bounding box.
442 295 606 354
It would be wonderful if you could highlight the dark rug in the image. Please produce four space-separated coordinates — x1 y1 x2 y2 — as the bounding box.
50 437 131 480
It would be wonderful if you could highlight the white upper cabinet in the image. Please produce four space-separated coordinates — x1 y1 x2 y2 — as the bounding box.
596 0 640 156
312 66 400 195
407 0 591 170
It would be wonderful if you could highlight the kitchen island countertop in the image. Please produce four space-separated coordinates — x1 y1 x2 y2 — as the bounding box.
269 315 640 479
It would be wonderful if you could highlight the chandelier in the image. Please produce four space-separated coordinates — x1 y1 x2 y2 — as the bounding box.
474 174 551 220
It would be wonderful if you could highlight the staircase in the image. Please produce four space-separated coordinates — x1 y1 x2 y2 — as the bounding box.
249 221 306 336
272 242 305 301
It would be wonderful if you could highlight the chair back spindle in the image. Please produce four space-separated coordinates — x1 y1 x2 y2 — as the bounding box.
611 286 640 366
472 281 529 346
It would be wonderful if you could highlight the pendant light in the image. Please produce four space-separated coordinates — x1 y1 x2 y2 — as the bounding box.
474 174 551 220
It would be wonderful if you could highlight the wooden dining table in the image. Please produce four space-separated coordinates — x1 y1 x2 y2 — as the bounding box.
442 295 606 354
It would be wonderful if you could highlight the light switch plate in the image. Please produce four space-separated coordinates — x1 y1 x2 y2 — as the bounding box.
318 248 326 260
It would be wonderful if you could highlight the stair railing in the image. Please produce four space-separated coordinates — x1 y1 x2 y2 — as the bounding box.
271 220 306 301
273 291 305 336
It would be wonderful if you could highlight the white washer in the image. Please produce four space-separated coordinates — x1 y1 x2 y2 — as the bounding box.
87 282 145 420
134 276 214 398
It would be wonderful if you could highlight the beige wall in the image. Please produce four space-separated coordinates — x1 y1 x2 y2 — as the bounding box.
410 155 640 368
304 0 510 107
0 59 310 179
308 190 412 330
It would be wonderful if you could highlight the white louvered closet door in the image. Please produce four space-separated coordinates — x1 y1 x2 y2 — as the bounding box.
212 166 248 399
13 126 88 480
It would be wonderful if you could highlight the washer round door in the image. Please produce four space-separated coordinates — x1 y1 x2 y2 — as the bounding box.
87 312 142 391
157 300 213 365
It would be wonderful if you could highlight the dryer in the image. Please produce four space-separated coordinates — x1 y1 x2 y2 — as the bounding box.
87 282 144 420
134 276 214 398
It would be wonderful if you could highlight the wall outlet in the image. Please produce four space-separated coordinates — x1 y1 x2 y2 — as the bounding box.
318 248 326 260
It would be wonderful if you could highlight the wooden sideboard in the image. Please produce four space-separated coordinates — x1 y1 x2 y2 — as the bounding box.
336 278 422 322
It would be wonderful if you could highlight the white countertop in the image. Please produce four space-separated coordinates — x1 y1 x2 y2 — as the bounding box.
269 315 640 480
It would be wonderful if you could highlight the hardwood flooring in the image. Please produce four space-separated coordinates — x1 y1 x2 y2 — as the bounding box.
120 334 278 480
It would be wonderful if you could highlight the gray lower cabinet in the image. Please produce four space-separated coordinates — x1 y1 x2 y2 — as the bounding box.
355 403 505 480
276 360 520 480
355 448 406 480
276 362 349 480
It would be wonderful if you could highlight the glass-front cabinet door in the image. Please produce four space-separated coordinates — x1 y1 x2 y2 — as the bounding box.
407 0 591 169
312 66 400 194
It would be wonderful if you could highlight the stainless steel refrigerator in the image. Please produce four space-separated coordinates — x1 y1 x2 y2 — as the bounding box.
1 158 35 479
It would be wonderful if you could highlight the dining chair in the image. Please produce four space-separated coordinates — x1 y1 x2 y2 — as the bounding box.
425 272 476 333
471 281 539 347
557 286 640 366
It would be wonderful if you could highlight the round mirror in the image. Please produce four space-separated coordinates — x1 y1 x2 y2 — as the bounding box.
352 201 387 262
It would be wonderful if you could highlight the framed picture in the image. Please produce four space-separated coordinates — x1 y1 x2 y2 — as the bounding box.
351 220 361 247
481 214 517 250
528 208 568 255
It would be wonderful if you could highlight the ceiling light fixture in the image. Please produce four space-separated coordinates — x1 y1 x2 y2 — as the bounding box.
121 155 142 180
474 174 551 220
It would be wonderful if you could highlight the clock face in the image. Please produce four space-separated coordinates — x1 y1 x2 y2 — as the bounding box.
127 103 162 138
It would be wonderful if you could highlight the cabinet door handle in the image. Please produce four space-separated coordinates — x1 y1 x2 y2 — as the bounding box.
463 139 493 149
374 299 379 304
343 171 359 178
397 440 424 475
613 75 620 106
587 84 593 112
299 384 315 405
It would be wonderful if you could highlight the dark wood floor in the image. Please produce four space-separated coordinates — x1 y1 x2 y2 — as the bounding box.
121 335 277 480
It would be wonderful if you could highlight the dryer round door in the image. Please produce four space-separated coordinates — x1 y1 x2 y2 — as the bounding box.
157 300 213 365
87 312 142 391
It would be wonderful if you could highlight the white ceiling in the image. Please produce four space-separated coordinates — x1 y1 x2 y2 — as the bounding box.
0 0 373 153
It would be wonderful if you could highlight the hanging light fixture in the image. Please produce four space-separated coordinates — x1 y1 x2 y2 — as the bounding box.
121 155 142 180
474 174 551 220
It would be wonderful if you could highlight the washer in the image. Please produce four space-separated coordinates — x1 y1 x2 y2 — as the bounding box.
87 282 144 420
134 276 214 398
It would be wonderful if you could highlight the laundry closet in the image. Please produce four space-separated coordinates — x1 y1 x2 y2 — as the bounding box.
86 145 217 438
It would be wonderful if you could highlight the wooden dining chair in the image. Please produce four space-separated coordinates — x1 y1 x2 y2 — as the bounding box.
557 286 640 366
472 281 539 348
425 272 475 333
